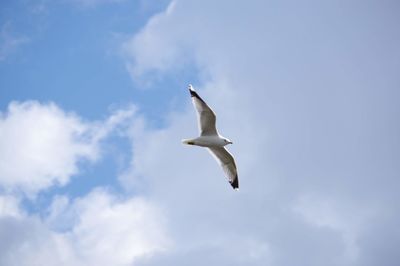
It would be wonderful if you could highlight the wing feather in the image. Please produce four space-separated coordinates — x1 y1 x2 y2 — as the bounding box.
189 85 218 136
208 147 239 189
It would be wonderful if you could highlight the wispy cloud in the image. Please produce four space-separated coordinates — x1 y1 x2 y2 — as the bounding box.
122 1 187 80
0 22 29 61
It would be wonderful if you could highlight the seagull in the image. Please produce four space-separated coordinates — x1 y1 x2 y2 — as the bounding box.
182 85 239 190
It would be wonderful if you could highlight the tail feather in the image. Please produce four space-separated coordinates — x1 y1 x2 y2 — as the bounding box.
182 139 195 145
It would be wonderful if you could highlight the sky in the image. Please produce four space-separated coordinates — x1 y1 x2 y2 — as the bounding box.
0 0 400 265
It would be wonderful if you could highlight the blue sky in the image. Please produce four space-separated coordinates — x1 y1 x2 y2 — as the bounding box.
0 0 187 120
1 0 400 265
0 0 172 204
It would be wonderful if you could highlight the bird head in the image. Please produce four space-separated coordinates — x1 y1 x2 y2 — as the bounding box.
224 138 233 145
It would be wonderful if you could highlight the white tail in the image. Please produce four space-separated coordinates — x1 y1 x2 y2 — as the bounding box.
182 139 195 145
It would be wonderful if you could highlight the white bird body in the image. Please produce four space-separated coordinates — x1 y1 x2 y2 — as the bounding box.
182 85 239 190
182 135 230 147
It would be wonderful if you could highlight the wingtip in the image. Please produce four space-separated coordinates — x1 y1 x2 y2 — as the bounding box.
188 84 196 97
187 84 207 104
188 85 200 99
230 177 239 190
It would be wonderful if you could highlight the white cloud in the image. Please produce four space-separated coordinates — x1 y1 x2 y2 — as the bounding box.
292 194 377 263
123 1 187 79
122 0 400 265
67 189 170 265
0 189 170 266
0 100 169 265
0 195 23 218
0 101 135 197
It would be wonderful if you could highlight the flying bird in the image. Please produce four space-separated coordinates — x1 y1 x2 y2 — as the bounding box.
182 85 239 190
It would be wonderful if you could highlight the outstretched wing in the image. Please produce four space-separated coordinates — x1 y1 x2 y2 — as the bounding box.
208 147 239 190
188 85 218 136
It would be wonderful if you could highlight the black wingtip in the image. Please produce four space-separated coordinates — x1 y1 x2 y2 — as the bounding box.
189 88 197 97
230 177 239 190
188 85 206 103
